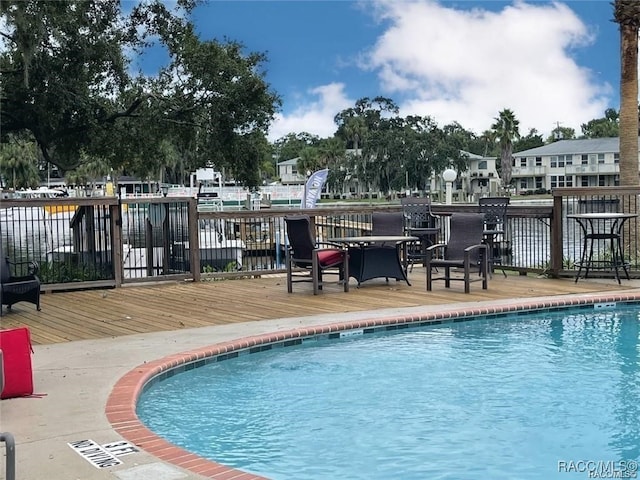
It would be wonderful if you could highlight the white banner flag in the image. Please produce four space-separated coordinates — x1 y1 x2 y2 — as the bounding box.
301 169 329 209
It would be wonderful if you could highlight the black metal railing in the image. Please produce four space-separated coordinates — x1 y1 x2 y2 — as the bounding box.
7 189 639 290
552 187 640 278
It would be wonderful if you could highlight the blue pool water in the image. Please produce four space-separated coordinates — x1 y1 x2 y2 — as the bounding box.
137 305 640 479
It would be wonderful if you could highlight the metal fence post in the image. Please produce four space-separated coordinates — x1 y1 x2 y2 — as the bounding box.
0 432 15 480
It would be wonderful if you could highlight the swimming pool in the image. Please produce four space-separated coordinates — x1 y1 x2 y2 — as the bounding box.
135 303 640 480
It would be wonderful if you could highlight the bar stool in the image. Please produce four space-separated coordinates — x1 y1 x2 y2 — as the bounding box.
400 197 441 271
478 196 509 277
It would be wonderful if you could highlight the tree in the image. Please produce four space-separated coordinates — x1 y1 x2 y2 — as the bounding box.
334 98 398 195
580 108 620 139
343 116 368 193
514 128 545 152
478 130 497 157
0 0 281 188
0 137 40 189
547 126 576 143
316 137 346 193
491 109 520 190
614 0 640 187
272 133 319 162
296 147 320 177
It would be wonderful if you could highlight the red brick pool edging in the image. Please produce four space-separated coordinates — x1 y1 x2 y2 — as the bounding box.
106 292 640 479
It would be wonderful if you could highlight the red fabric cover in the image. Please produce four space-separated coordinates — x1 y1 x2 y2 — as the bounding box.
0 327 34 399
317 249 343 267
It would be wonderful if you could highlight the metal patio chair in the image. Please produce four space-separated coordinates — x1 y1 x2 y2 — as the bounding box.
284 215 349 295
425 213 488 293
478 196 510 277
400 197 441 271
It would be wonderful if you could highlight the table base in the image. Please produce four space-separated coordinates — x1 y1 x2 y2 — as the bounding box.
348 245 411 286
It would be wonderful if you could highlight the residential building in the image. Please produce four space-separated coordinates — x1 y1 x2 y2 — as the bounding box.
277 157 306 185
459 151 501 198
512 138 632 193
427 151 500 201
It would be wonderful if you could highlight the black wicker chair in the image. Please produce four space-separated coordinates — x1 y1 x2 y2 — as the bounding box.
425 213 488 293
284 215 349 295
1 249 41 315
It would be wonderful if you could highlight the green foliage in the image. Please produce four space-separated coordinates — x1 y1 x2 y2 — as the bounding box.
546 126 576 143
514 128 545 152
581 108 619 138
1 0 281 188
0 136 40 189
273 132 320 162
491 109 521 187
38 260 112 283
202 261 238 273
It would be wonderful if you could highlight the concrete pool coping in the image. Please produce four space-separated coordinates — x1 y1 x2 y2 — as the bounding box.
4 288 640 479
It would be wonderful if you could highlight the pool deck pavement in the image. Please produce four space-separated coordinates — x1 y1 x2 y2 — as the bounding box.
2 273 640 479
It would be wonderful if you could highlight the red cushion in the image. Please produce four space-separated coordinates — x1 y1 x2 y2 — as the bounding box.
317 249 344 267
1 327 34 399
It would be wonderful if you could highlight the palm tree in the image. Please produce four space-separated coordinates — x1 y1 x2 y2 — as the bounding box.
0 140 40 189
317 137 346 194
491 109 520 192
613 0 640 186
479 129 497 157
344 117 368 194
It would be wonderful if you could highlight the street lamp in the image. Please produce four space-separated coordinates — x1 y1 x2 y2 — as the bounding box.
442 168 457 205
160 184 169 197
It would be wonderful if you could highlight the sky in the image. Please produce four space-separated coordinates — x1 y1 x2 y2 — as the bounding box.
142 0 621 142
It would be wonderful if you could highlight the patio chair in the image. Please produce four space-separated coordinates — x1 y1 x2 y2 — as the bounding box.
284 215 349 295
1 248 41 315
478 196 510 277
401 197 440 271
425 213 488 293
370 211 408 282
371 211 404 236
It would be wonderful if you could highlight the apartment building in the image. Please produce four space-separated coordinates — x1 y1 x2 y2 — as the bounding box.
512 138 630 193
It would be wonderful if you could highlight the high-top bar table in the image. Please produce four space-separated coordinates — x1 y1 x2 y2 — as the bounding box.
329 235 418 286
567 212 637 284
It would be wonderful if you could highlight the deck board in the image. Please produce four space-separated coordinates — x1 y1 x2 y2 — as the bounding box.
0 270 630 345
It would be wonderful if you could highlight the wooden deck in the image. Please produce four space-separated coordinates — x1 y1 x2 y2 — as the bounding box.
0 270 632 345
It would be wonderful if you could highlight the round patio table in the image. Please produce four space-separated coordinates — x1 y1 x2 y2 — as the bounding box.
567 212 637 284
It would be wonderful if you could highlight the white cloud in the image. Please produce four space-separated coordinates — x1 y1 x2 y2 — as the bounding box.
268 83 354 142
272 0 614 140
364 0 612 136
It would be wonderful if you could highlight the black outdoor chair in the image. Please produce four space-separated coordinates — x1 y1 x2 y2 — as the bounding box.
478 196 510 277
370 211 407 281
371 211 404 236
284 215 349 295
425 213 488 293
401 197 441 271
1 248 41 315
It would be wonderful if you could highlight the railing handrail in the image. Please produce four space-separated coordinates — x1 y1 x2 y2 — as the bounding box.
1 187 640 290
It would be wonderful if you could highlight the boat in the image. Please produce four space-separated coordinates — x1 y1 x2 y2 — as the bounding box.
1 187 77 220
176 224 245 272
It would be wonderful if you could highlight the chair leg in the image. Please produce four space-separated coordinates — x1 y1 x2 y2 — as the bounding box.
481 247 489 290
286 255 293 293
464 256 470 294
312 254 320 295
342 253 350 292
